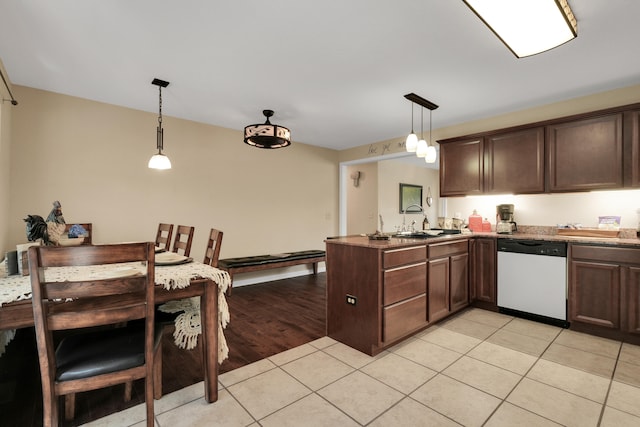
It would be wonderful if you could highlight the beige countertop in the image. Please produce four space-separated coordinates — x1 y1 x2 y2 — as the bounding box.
326 230 640 249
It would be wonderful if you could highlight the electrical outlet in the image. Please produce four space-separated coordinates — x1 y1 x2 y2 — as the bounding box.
346 295 357 305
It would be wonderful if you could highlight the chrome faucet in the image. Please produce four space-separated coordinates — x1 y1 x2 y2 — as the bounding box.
403 204 425 232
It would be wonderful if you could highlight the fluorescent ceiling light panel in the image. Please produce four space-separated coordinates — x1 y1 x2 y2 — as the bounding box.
464 0 577 58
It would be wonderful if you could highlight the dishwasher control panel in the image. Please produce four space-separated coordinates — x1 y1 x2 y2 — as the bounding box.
497 239 567 257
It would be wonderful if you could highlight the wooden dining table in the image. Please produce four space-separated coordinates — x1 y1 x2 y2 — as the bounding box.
0 260 230 404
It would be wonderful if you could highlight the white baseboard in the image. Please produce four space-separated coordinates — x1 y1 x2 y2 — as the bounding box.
229 263 327 288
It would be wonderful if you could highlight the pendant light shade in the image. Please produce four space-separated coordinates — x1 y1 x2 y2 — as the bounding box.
148 153 172 169
415 105 427 158
416 139 428 158
425 146 437 164
405 133 418 153
425 109 437 164
244 109 291 149
405 102 418 152
148 78 171 170
463 0 577 58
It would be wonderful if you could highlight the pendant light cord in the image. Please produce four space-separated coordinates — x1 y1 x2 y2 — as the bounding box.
410 102 414 133
428 109 432 147
157 86 163 152
158 86 163 128
420 107 424 140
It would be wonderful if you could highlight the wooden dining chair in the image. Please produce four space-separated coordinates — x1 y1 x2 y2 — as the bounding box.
203 228 224 267
155 223 174 251
171 225 195 257
63 223 92 244
28 242 159 427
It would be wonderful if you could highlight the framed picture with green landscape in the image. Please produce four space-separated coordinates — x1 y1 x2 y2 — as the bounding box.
399 183 423 213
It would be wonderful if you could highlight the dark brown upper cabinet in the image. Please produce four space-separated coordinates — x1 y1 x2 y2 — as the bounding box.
438 103 639 196
547 114 623 192
624 109 640 187
439 138 484 197
485 127 545 194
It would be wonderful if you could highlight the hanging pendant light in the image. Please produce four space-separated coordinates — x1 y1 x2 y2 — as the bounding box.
416 107 428 158
244 109 291 149
148 78 172 170
425 109 437 164
403 93 439 162
405 102 418 152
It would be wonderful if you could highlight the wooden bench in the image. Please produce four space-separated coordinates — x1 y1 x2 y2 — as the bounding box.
218 250 326 295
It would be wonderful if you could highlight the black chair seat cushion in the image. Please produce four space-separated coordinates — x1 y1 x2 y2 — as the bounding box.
55 324 161 382
218 250 325 269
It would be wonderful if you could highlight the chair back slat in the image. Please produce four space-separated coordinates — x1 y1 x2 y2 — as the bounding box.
172 225 195 257
48 302 147 330
41 276 147 300
31 244 150 268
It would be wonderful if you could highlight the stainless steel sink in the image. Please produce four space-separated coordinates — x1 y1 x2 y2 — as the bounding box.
392 229 461 239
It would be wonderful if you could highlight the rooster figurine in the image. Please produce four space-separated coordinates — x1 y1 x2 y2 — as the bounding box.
23 200 66 245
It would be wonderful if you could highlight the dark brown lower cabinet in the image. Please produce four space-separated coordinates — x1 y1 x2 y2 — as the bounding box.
470 238 497 310
326 236 471 356
428 240 469 323
326 240 428 356
428 257 450 323
569 244 640 343
570 260 620 329
625 266 640 335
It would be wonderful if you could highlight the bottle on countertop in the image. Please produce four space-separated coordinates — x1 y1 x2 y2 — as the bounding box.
423 216 430 230
482 218 491 232
468 209 482 232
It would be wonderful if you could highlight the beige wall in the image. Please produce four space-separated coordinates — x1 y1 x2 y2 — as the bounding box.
0 61 12 254
346 162 378 235
5 86 339 284
378 160 439 233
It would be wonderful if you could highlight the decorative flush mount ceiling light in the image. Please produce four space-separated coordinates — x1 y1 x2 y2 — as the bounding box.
148 78 171 170
404 93 439 163
463 0 577 58
244 109 291 149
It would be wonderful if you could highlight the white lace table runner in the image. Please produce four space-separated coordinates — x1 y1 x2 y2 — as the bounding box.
0 262 230 361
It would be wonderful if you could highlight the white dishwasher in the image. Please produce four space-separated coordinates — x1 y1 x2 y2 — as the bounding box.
497 239 569 328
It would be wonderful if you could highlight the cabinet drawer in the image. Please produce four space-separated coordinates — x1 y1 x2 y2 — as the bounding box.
571 244 640 265
383 294 427 343
383 245 426 269
383 262 426 305
428 240 468 259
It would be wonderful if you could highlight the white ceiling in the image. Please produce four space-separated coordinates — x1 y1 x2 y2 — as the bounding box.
1 1 639 151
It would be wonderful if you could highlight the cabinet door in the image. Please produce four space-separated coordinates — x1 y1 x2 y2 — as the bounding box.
569 260 620 329
485 127 545 194
450 253 469 313
625 266 640 335
623 110 640 187
547 114 623 191
440 138 484 196
471 238 496 304
428 257 450 323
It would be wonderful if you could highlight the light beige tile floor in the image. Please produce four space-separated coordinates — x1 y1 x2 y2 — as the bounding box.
83 308 640 427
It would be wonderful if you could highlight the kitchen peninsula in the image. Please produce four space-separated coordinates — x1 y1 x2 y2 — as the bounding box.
326 231 640 356
325 233 470 356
